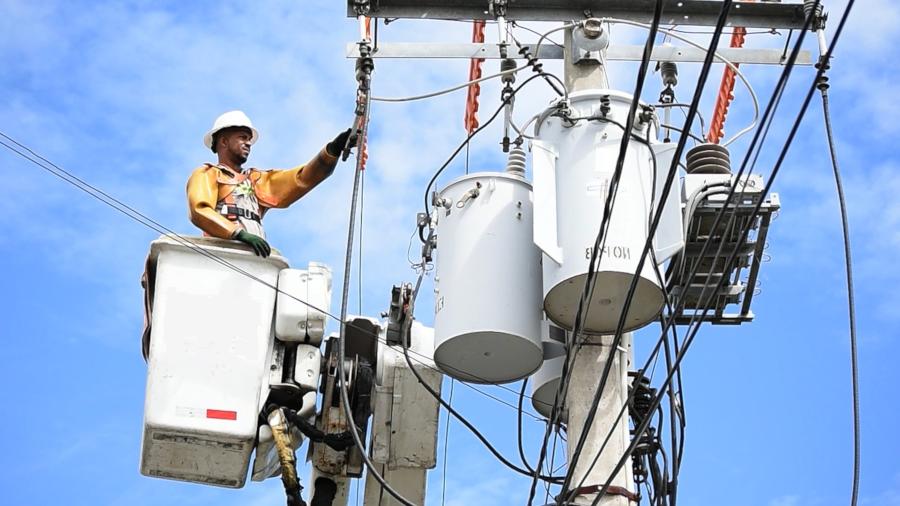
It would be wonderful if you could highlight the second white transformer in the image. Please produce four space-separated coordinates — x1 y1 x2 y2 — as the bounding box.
432 171 544 384
532 90 670 334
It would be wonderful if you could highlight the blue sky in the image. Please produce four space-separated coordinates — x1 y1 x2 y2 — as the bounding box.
1 1 897 505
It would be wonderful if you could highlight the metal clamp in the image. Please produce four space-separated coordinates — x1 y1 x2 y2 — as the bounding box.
351 0 370 16
488 0 507 18
456 182 482 208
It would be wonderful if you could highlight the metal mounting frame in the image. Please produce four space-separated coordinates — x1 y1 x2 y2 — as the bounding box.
668 191 780 326
346 42 811 65
348 0 808 29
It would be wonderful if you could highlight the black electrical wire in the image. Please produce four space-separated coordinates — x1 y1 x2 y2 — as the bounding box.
527 4 668 503
399 265 566 484
334 86 418 506
660 323 681 506
819 73 861 506
558 1 725 498
422 72 546 223
528 119 663 503
510 21 564 49
585 5 857 502
568 0 780 494
565 0 741 499
441 378 455 506
0 128 561 429
651 247 683 506
517 379 542 475
647 23 818 475
359 168 365 314
508 30 566 97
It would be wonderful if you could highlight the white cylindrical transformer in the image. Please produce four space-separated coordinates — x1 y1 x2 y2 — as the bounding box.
433 171 543 384
531 321 566 418
532 90 665 334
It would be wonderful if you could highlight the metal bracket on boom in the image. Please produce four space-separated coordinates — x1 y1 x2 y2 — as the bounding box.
385 283 413 346
310 318 379 478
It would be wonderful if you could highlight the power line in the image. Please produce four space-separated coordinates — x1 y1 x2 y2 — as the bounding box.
560 0 731 498
0 130 555 421
572 0 819 490
818 65 861 506
570 2 821 497
584 3 857 501
527 3 669 503
334 84 420 506
401 266 566 484
565 0 817 498
440 379 455 506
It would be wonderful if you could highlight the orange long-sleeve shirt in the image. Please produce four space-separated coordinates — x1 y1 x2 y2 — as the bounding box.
186 147 338 238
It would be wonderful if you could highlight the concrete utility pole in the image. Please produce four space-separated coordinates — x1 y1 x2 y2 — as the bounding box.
563 19 610 92
565 334 634 505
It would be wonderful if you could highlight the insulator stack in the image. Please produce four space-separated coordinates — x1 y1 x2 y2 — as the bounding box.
804 0 826 30
659 61 678 87
506 146 527 177
500 57 517 84
685 143 731 174
804 0 824 21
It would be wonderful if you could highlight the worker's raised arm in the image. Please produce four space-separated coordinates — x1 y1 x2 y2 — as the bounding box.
255 146 339 209
186 165 240 239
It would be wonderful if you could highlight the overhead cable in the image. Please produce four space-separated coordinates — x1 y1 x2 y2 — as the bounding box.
401 260 566 484
605 19 760 147
372 64 527 103
550 0 672 500
585 3 856 502
818 58 861 506
0 131 557 424
563 0 736 499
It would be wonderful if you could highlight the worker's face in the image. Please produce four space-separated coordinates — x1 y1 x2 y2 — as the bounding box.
218 127 253 163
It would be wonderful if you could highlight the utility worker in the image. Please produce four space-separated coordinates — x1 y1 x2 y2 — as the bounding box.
187 110 354 257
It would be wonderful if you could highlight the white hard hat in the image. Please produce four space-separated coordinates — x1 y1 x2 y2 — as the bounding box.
204 110 259 150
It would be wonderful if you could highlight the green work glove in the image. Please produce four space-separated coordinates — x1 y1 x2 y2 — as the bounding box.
235 230 271 258
326 128 357 158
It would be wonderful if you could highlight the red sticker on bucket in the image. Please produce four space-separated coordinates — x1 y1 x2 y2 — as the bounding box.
206 409 237 420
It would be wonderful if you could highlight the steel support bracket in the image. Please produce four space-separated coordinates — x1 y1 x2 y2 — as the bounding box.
346 42 812 66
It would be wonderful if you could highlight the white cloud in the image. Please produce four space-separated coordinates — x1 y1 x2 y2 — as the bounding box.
1 3 898 506
769 495 801 506
861 474 900 506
